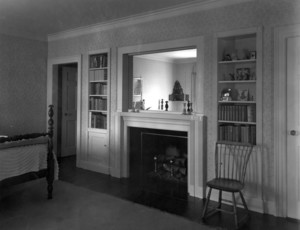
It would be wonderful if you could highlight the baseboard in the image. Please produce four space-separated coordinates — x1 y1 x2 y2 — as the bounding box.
262 200 276 216
194 185 205 199
77 160 110 175
109 167 121 178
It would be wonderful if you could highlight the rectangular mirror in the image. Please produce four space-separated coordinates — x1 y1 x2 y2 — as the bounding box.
131 48 197 113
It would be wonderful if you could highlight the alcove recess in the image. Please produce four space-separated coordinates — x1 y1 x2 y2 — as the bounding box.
216 28 262 145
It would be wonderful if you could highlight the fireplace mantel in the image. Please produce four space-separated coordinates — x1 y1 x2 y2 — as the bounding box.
113 111 207 198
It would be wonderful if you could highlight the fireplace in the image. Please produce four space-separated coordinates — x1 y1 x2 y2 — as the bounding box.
129 127 188 198
114 111 206 199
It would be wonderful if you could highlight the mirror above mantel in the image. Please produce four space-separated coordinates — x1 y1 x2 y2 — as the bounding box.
131 48 197 113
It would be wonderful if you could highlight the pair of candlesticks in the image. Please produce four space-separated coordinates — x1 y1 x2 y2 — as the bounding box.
183 101 193 115
158 99 193 114
159 99 169 111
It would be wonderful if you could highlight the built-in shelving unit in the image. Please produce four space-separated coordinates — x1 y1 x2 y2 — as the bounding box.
88 53 109 130
216 29 262 145
79 50 110 175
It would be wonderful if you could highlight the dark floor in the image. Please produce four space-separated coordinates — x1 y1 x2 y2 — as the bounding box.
59 156 300 230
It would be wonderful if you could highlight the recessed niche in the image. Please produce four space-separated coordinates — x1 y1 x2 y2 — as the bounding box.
123 48 197 112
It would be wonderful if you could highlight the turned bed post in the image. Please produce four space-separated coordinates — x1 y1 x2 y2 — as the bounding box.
47 105 54 199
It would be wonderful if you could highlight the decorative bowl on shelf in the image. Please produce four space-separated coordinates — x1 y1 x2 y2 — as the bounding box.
220 88 232 101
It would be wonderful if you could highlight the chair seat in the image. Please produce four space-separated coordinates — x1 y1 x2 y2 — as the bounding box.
207 178 244 192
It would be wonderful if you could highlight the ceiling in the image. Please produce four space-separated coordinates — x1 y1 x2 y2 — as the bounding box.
0 0 199 41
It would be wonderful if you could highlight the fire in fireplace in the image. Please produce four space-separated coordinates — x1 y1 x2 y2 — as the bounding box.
129 128 188 199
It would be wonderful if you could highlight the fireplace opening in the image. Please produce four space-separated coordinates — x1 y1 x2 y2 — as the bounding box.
129 127 188 199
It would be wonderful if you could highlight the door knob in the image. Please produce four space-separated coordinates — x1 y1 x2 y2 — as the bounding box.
290 130 297 136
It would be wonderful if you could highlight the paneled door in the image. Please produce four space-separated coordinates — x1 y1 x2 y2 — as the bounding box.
287 36 300 220
62 67 77 157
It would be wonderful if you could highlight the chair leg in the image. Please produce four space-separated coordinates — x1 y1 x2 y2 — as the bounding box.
202 187 212 219
232 192 239 229
239 191 249 212
218 190 222 209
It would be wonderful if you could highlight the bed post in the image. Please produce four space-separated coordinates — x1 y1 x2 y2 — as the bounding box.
47 105 54 199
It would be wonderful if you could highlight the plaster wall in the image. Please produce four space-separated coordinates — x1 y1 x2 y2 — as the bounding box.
0 34 47 136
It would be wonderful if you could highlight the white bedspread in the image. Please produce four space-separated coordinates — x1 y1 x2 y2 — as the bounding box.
0 142 58 181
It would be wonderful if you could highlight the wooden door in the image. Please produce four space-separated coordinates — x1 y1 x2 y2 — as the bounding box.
287 36 300 220
61 67 77 157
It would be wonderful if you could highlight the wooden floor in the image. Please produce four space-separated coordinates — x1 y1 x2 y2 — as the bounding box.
59 156 300 230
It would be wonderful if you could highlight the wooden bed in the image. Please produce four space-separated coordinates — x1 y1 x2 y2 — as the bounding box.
0 105 56 199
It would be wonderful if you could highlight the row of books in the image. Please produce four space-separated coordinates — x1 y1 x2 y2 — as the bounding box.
218 125 256 144
218 104 256 122
90 54 108 68
91 113 107 129
89 98 107 111
90 83 108 95
89 69 107 81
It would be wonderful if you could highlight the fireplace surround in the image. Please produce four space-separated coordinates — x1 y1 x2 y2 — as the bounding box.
115 111 206 198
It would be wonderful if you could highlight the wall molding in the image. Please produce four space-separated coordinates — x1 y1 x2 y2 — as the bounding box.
48 0 253 41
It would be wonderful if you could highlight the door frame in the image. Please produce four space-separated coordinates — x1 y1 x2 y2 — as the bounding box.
274 24 300 217
47 55 82 162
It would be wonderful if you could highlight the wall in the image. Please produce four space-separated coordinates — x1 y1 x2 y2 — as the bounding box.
48 0 300 212
0 34 48 136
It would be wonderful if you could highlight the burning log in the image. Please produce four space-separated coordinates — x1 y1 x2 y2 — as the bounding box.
152 145 187 182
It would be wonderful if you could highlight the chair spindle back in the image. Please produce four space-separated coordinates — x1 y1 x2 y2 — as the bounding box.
215 141 253 184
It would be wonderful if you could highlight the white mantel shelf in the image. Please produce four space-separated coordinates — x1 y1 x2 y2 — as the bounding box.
113 111 207 198
119 111 204 130
121 110 204 118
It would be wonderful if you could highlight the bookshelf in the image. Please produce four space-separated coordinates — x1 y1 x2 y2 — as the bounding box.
216 29 261 145
88 53 109 130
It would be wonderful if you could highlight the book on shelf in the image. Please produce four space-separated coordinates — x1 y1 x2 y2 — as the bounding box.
218 124 256 144
102 84 108 95
218 104 255 122
247 104 256 122
90 83 107 95
89 97 107 110
94 69 107 81
91 113 107 129
90 54 108 68
89 70 95 81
